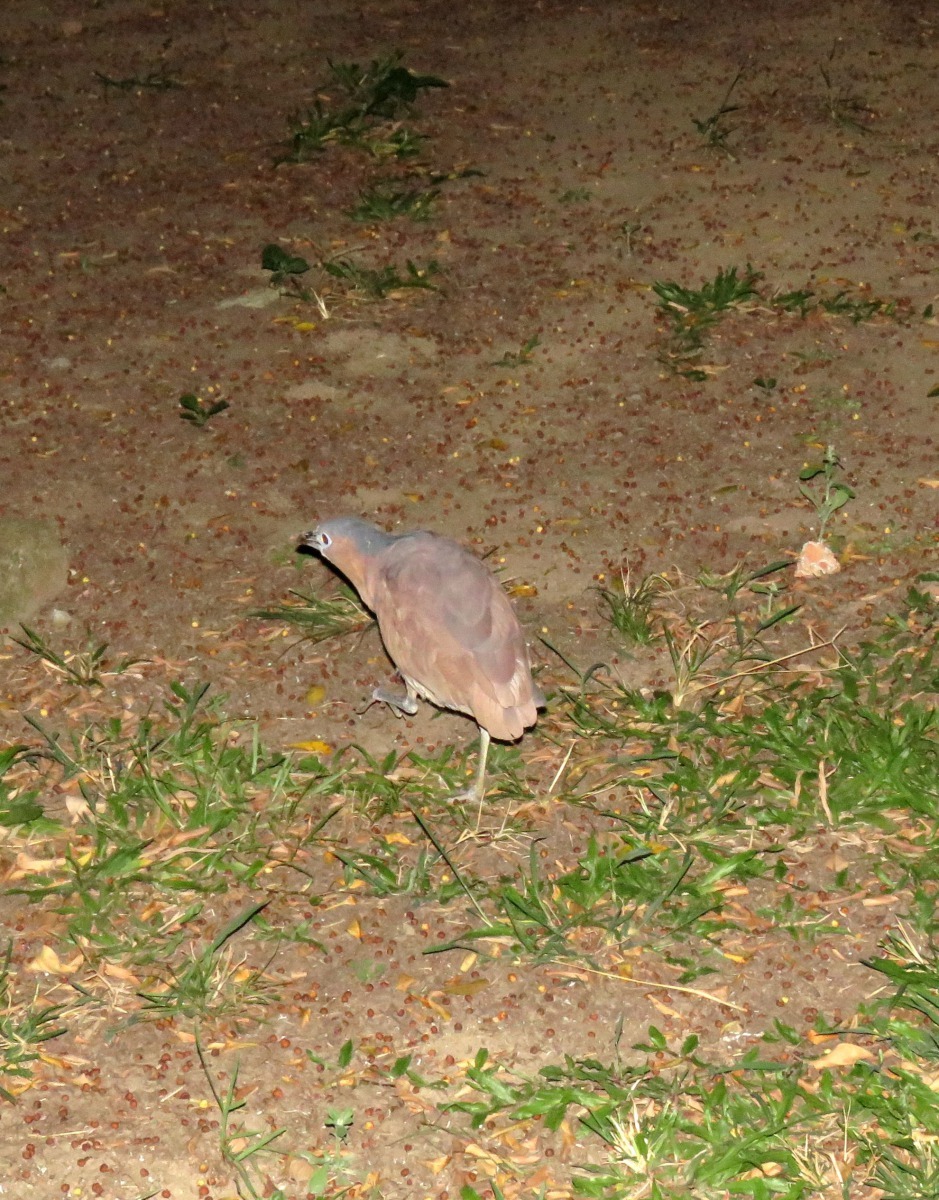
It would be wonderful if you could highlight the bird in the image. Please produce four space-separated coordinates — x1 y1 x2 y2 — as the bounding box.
302 516 544 802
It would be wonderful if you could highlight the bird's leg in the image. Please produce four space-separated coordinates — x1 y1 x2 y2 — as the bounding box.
372 682 419 718
470 726 491 804
451 726 490 807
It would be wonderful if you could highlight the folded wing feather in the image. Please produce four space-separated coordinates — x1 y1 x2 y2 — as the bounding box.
372 533 539 741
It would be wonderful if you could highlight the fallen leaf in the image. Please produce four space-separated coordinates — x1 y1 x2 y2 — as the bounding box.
27 946 82 975
64 792 92 820
810 1042 873 1069
806 1030 837 1045
382 831 413 847
418 994 451 1020
443 977 491 997
647 995 682 1019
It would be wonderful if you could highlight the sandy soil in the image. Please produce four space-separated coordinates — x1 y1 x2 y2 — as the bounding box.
0 0 936 1196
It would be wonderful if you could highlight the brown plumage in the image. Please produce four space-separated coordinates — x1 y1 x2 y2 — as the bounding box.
303 516 543 801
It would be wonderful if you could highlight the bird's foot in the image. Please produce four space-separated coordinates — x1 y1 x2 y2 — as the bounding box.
372 686 419 718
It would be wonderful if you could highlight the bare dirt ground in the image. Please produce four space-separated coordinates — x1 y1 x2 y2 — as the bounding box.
0 0 936 1197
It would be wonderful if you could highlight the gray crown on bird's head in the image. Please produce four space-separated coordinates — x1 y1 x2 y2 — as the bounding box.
303 517 398 559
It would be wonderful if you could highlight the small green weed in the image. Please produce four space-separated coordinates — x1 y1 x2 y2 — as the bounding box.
261 243 311 292
798 444 855 539
260 245 330 314
492 334 541 368
0 944 69 1101
597 570 666 647
355 126 426 159
327 53 447 119
614 220 643 256
347 180 439 222
12 626 141 688
322 256 440 300
262 245 439 307
0 745 43 827
277 52 447 164
559 187 592 204
691 66 745 158
819 289 895 322
653 264 762 377
820 42 873 132
178 391 229 427
773 287 817 317
278 100 364 162
774 284 894 323
137 903 273 1021
197 1039 289 1200
654 266 899 377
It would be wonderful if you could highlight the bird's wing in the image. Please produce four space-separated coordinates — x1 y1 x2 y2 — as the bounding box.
374 534 531 713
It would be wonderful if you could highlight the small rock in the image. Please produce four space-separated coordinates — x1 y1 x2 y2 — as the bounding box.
0 519 69 627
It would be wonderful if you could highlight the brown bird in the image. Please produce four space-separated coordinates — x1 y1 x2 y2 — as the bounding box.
303 517 544 801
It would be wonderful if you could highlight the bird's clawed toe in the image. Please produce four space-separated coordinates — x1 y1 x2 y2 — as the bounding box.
372 686 419 717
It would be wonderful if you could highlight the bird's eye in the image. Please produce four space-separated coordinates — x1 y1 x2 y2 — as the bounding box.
319 532 332 548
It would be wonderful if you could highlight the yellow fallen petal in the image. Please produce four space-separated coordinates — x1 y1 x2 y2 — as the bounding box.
290 739 333 754
305 685 326 706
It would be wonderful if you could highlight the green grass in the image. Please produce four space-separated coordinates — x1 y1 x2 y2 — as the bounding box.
11 625 142 688
492 334 541 368
595 570 666 646
775 285 896 323
1 582 937 1196
261 244 441 305
347 180 440 222
178 390 229 427
276 52 447 165
653 264 903 378
0 944 70 1101
653 264 763 377
820 41 873 132
421 941 939 1198
7 682 345 961
252 585 371 642
691 66 745 158
322 255 441 300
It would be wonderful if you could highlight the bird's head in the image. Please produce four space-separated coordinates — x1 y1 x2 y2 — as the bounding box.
301 517 396 606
